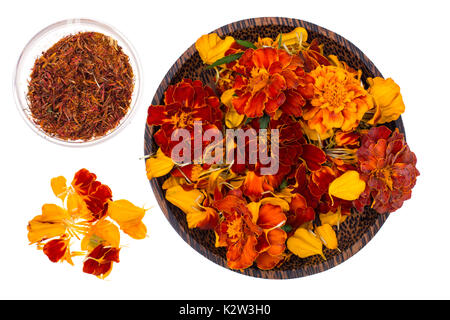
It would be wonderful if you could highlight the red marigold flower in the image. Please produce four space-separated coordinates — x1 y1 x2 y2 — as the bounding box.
147 79 223 157
354 126 420 213
83 244 120 279
230 47 314 118
72 168 112 220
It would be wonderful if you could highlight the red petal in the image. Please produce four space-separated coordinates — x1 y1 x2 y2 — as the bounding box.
302 144 327 171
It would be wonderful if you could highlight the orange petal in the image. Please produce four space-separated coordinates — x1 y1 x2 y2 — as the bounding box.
257 204 286 230
227 236 258 270
266 228 287 256
81 219 121 251
243 171 265 202
186 207 219 230
27 204 69 244
255 251 284 270
107 200 147 240
51 176 67 202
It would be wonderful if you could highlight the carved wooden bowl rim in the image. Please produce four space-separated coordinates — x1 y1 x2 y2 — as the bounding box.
144 17 403 279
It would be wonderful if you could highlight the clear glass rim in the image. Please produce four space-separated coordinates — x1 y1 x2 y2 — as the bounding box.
13 18 143 147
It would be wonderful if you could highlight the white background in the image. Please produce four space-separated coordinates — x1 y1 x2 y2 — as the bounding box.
1 0 449 300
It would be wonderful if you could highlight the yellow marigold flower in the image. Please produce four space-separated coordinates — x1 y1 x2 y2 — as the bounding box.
303 65 371 134
195 33 235 65
366 77 405 124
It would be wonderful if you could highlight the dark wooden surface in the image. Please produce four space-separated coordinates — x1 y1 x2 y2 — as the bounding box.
144 17 404 279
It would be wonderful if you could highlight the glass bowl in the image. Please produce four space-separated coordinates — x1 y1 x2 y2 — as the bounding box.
13 18 142 147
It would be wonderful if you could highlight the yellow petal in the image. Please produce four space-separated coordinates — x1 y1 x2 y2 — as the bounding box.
146 148 175 180
300 120 334 141
81 219 121 251
161 175 184 190
66 192 90 219
329 170 366 201
225 106 245 129
195 33 235 65
205 168 226 196
186 207 217 229
27 204 69 243
315 224 338 250
221 89 245 128
319 210 347 227
107 200 147 240
367 77 405 124
51 176 67 202
275 27 308 46
247 202 261 224
165 185 204 215
287 228 325 259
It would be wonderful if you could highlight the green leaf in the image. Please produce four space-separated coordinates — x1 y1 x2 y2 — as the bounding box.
235 39 257 49
279 179 288 190
281 224 293 233
243 117 254 126
259 114 270 129
206 52 244 69
278 33 283 49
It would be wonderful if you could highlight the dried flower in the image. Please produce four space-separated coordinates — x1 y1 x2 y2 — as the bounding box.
27 169 148 279
303 65 371 134
354 126 419 213
147 79 223 156
229 47 314 118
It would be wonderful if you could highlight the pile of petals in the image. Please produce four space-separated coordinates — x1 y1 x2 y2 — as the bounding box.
146 28 419 271
27 168 148 279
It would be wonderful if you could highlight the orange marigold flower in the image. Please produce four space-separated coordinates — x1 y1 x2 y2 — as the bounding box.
213 194 288 270
230 47 314 118
354 126 420 213
214 195 262 270
303 65 371 134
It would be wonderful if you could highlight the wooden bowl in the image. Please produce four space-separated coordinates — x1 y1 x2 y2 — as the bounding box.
144 17 404 279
